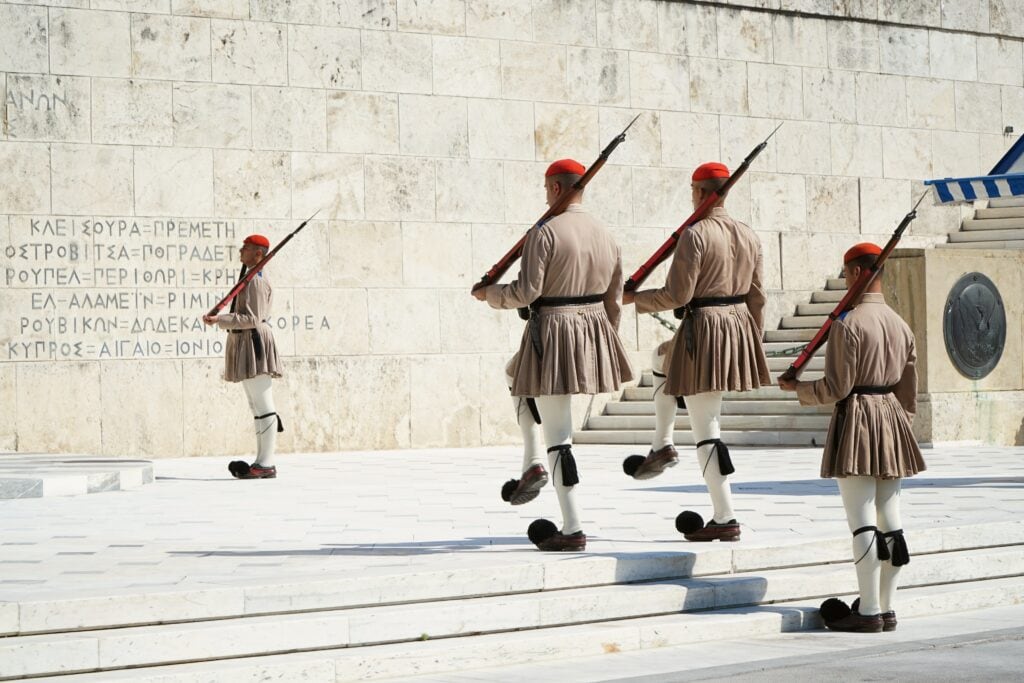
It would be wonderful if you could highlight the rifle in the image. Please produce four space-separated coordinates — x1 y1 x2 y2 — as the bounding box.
624 123 782 292
778 193 927 381
470 113 641 293
206 210 319 317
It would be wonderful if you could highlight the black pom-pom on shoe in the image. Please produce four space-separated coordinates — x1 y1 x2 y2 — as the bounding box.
500 478 518 502
527 518 559 546
675 510 704 535
819 597 851 623
623 455 646 477
228 461 250 478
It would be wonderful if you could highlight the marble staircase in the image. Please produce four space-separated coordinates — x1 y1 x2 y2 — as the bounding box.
939 204 1024 249
6 519 1024 681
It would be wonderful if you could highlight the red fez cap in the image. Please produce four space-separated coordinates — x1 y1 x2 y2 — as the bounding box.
244 234 270 249
545 158 586 177
844 242 882 263
692 162 730 181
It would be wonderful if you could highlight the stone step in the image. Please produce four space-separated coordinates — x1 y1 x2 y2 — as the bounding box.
825 278 846 290
11 540 1024 680
585 414 832 431
974 206 1024 219
796 302 838 316
765 328 817 342
603 400 831 416
948 227 1024 242
937 239 1024 250
636 361 822 384
624 385 813 402
762 340 824 355
780 315 828 329
574 429 827 446
961 216 1024 230
810 289 845 303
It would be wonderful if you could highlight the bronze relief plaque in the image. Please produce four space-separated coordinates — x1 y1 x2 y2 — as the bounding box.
943 273 1006 380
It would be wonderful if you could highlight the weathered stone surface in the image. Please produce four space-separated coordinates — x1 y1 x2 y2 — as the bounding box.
95 1 170 12
364 156 436 221
292 153 364 220
631 52 689 111
751 172 806 233
930 31 977 82
859 177 910 235
328 221 403 287
249 0 322 24
211 19 287 86
716 7 773 63
597 0 659 51
600 109 660 167
327 92 399 155
879 25 930 77
907 77 956 130
293 289 369 356
992 3 1024 40
368 289 440 354
779 232 856 291
0 341 13 450
941 0 989 32
632 168 692 228
747 63 802 119
400 95 469 158
658 1 716 57
397 0 465 34
100 360 184 456
0 4 48 73
436 159 505 223
501 41 567 102
252 87 327 152
533 0 597 46
955 81 1003 133
931 130 982 178
689 58 748 116
660 111 720 170
776 121 830 175
411 355 481 447
17 362 101 453
213 150 291 218
502 161 548 224
173 83 251 149
466 0 533 40
0 142 50 213
287 24 360 90
534 103 599 162
361 30 432 94
856 73 908 127
402 222 473 287
6 75 90 143
772 14 827 67
172 0 248 19
468 99 535 160
830 123 882 178
805 176 859 234
977 37 1024 87
1002 86 1024 133
264 218 330 288
131 13 211 80
51 144 134 215
879 0 940 26
134 146 213 216
325 0 397 30
881 127 931 179
802 68 856 123
91 78 172 145
828 20 879 72
440 287 519 354
567 47 630 107
181 357 267 457
433 36 501 98
50 8 131 78
720 116 778 174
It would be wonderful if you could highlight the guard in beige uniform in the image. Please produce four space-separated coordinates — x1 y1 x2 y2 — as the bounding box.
623 162 771 542
203 234 284 480
473 158 634 551
779 242 925 633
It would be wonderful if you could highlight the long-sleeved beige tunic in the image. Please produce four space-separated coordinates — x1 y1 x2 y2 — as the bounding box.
634 206 771 396
215 272 282 382
486 204 634 397
796 292 925 479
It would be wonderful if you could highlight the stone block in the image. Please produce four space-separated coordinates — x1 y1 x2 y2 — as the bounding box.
0 363 14 449
632 168 692 228
772 14 827 67
534 103 600 162
805 175 859 234
182 359 259 456
802 67 856 123
907 77 956 130
658 1 717 57
287 24 360 90
469 221 531 279
776 121 830 175
213 150 291 218
909 179 962 237
881 127 931 179
479 354 523 443
402 222 473 287
585 163 634 227
252 87 327 152
133 146 213 216
99 360 183 457
364 156 435 221
468 99 535 161
751 172 806 233
716 7 773 63
249 0 322 23
533 0 597 46
439 287 520 353
930 30 977 82
467 0 533 40
400 95 468 158
980 133 1013 170
828 20 879 72
879 0 940 25
1002 86 1024 132
759 231 782 290
328 221 403 287
211 19 287 86
410 355 482 447
780 232 857 291
600 109 660 167
259 218 328 289
433 36 501 98
879 25 930 77
596 0 659 51
0 142 50 213
830 123 882 178
51 144 134 215
17 362 101 453
689 58 745 115
941 0 989 32
720 116 778 174
436 159 505 223
328 92 399 155
502 161 548 224
361 30 432 94
747 63 802 119
172 83 251 149
324 1 396 30
567 47 630 107
172 0 249 20
856 73 908 127
660 111 720 170
50 8 131 78
367 289 440 354
397 0 465 34
91 78 172 145
7 75 89 143
631 52 689 111
955 81 1003 133
859 177 910 234
293 289 368 356
501 40 567 102
94 0 170 10
131 13 211 80
0 4 48 73
977 37 1023 86
292 153 364 221
931 130 982 178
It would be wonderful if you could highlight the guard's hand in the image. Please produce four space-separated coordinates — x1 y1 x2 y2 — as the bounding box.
622 290 635 306
777 377 798 392
202 314 218 326
472 286 487 301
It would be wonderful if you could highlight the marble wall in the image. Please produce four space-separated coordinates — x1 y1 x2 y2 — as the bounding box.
1 0 1022 455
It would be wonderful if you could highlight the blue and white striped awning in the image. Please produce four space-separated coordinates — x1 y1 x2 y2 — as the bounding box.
924 173 1024 204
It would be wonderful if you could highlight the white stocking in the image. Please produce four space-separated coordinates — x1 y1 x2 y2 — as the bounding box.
507 371 544 473
685 391 733 523
876 478 904 613
837 476 882 616
650 349 677 451
535 395 581 535
242 374 277 467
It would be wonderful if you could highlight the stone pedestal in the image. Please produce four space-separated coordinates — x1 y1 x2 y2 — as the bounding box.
885 248 1024 445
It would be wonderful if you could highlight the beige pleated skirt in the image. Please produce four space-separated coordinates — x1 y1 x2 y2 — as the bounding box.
509 302 634 397
821 393 926 479
223 323 282 382
661 304 771 397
